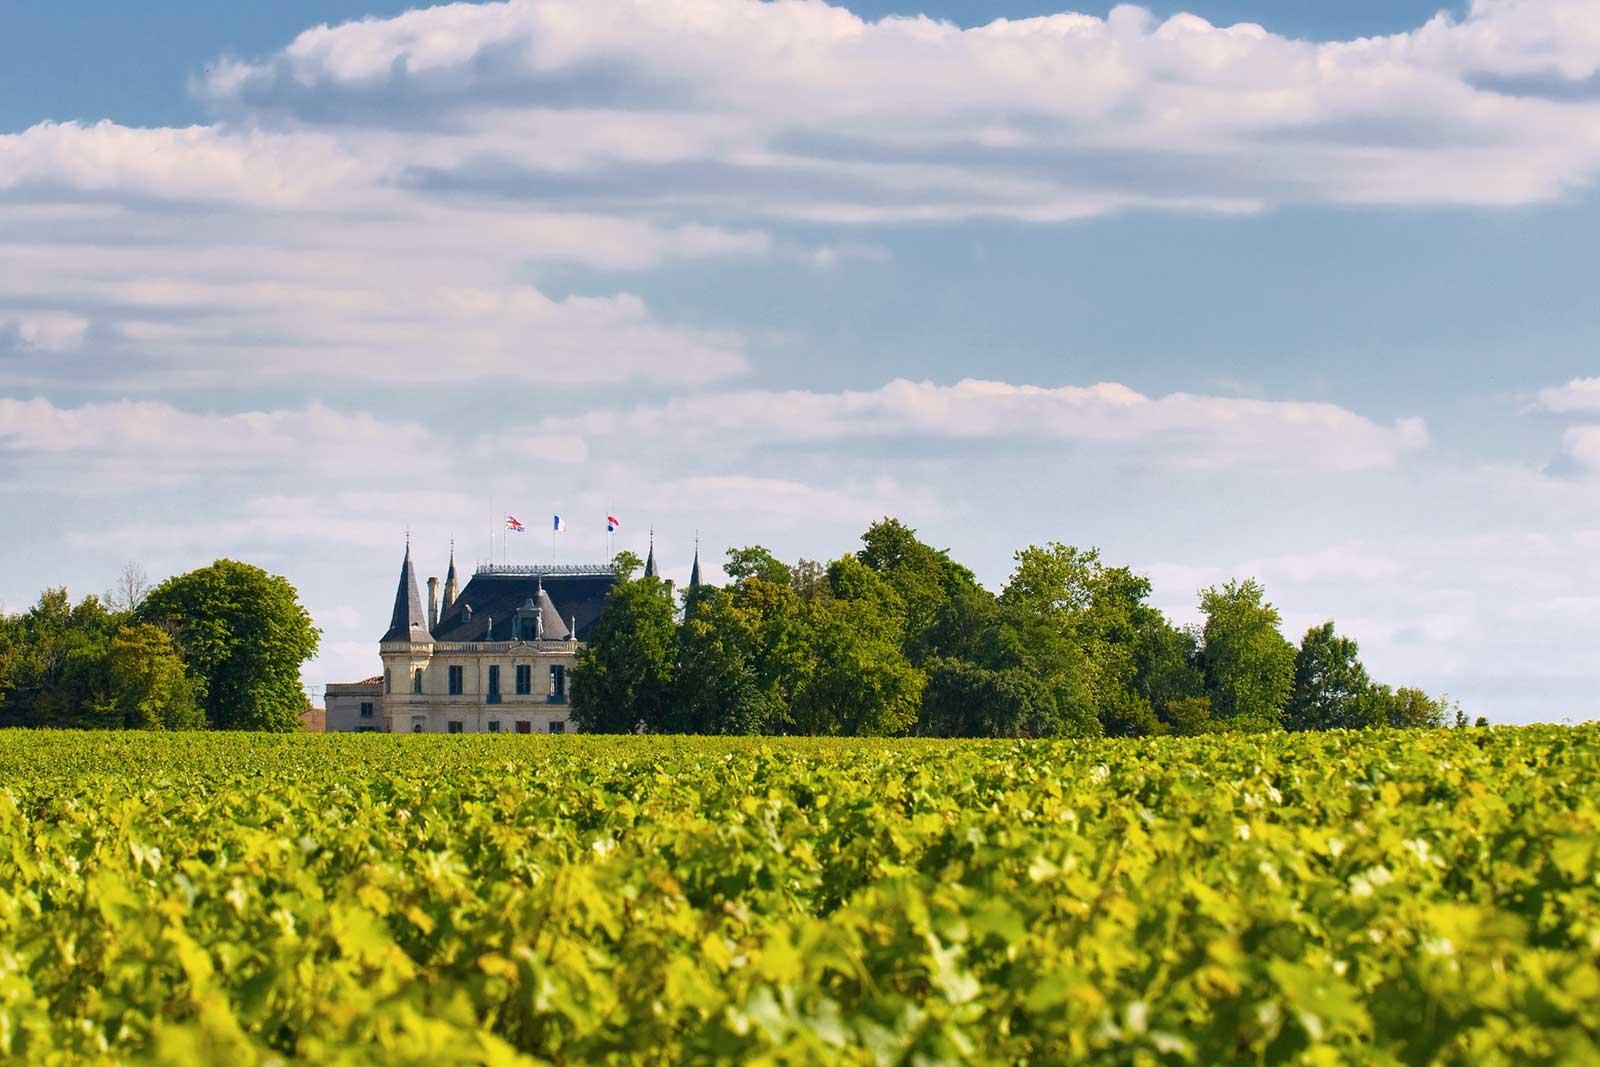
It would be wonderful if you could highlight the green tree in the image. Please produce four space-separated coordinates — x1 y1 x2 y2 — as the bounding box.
1197 579 1295 731
570 574 676 733
724 545 792 587
1133 616 1206 728
0 589 124 728
920 658 1057 738
856 519 981 663
1000 543 1164 736
99 624 204 730
789 557 925 736
136 560 320 731
1369 684 1448 729
1285 621 1378 731
671 589 771 734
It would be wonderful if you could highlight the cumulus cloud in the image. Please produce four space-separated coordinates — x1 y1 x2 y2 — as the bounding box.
0 397 447 489
539 377 1429 471
1534 376 1600 413
197 0 1600 219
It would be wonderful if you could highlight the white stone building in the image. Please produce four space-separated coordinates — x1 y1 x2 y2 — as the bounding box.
331 538 689 733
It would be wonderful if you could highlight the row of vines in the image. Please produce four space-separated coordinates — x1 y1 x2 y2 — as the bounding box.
1 727 1597 1065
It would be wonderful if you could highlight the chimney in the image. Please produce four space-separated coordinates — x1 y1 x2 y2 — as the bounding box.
427 577 440 631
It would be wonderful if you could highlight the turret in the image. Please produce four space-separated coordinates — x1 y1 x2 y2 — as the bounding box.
441 542 459 616
380 542 434 645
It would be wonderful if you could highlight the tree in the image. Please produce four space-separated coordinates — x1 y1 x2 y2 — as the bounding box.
105 560 152 613
570 574 676 733
724 546 792 587
100 624 204 730
1369 685 1448 729
610 550 644 581
0 589 124 728
1133 616 1206 728
1285 621 1378 731
789 557 925 736
921 658 1057 738
669 588 778 734
136 560 320 731
1196 579 1295 731
856 519 981 663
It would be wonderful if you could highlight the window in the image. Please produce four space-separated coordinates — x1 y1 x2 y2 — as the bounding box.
412 668 423 694
515 664 532 695
488 720 501 734
447 721 464 734
515 720 531 734
356 725 377 734
517 616 537 641
412 723 424 733
359 701 374 719
549 665 566 702
448 665 464 695
487 665 501 704
384 670 391 694
549 720 566 734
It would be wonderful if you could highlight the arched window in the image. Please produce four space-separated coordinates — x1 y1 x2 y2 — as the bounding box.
412 668 423 694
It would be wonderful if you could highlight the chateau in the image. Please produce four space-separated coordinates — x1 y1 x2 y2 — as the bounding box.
324 539 692 733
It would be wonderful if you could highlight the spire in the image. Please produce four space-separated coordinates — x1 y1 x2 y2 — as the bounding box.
643 528 657 578
441 540 459 615
381 541 433 644
689 536 702 589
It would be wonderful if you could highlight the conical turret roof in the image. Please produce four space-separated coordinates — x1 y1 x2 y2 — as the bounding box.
535 580 570 640
643 531 657 578
381 543 434 644
689 543 702 588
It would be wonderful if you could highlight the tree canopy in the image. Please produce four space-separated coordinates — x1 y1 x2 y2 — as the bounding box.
136 560 320 731
571 518 1453 737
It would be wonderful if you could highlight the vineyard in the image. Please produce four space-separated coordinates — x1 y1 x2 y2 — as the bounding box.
1 728 1597 1066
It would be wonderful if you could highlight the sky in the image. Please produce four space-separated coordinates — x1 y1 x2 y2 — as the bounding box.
2 0 1598 724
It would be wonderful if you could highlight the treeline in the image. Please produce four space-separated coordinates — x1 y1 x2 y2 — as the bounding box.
0 560 320 731
572 519 1468 737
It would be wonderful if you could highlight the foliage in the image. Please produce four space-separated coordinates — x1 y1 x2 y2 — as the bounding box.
137 560 320 731
1285 621 1377 731
0 589 126 728
0 727 1596 1066
101 624 205 730
1197 579 1297 731
575 523 1452 738
570 575 676 733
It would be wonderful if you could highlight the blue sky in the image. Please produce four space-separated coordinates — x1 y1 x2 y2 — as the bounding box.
3 0 1599 723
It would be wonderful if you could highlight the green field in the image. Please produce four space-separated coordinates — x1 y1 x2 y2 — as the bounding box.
2 728 1597 1066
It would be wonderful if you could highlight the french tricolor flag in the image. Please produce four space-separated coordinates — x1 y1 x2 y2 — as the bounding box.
553 515 567 532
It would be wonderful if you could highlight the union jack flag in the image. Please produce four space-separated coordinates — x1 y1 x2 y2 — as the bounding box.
505 515 525 533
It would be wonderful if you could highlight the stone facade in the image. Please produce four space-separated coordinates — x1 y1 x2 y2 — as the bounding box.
325 677 383 732
331 543 625 733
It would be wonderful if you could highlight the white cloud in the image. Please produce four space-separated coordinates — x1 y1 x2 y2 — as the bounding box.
0 397 448 489
196 0 1600 219
540 377 1429 471
1534 376 1600 414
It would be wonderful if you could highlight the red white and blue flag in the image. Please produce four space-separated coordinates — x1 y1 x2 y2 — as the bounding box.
607 515 621 533
505 515 525 533
553 514 567 533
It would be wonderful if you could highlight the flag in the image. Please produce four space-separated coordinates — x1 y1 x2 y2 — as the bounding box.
607 515 621 533
505 515 525 533
553 515 566 532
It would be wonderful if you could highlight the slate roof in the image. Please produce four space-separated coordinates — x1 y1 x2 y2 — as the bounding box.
380 544 435 644
431 571 617 642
